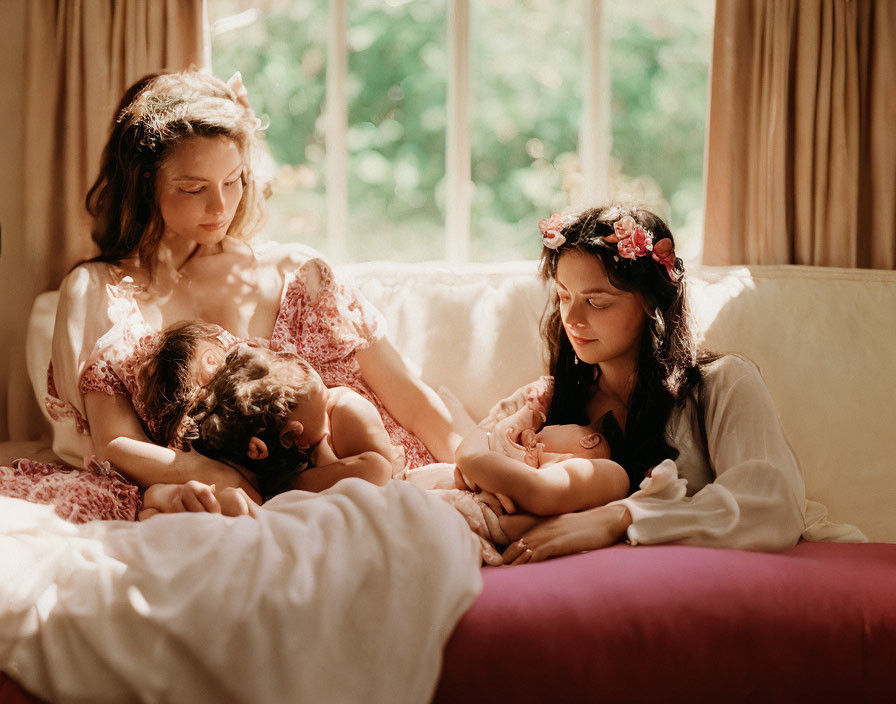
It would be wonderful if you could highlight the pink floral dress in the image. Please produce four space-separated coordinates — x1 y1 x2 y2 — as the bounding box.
3 256 433 523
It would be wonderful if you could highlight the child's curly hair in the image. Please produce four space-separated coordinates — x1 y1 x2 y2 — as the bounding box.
137 320 229 449
185 344 322 498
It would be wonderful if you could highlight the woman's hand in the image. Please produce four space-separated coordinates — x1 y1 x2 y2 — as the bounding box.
501 504 632 565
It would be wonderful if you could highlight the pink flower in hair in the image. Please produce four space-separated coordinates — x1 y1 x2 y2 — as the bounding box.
538 213 575 250
603 214 680 280
652 238 681 280
605 215 636 244
616 223 654 260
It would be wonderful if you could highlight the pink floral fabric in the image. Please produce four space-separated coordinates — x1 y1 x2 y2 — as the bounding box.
0 457 140 523
80 334 157 427
46 363 90 435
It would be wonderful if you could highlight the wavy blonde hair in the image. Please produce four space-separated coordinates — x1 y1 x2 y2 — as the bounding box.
85 70 268 272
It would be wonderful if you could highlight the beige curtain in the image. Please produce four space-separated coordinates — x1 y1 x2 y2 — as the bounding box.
703 0 896 268
1 0 205 443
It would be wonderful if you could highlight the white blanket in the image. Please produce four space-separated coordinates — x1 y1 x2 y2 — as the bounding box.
0 479 482 704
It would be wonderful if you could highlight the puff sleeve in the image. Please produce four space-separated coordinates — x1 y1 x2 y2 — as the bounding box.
270 257 387 366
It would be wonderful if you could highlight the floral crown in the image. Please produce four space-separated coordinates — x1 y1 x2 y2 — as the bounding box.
538 213 682 282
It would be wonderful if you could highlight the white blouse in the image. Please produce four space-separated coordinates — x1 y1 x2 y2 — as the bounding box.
616 355 865 550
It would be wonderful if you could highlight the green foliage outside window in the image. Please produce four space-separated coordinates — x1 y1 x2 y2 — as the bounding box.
211 0 712 262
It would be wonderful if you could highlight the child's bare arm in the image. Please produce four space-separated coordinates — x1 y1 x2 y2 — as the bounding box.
455 428 629 516
291 451 394 492
290 391 395 492
328 390 396 462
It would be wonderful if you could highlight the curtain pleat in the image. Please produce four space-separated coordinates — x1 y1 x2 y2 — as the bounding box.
5 0 204 441
703 0 896 269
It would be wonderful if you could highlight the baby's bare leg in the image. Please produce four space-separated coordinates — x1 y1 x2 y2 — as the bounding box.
498 513 543 542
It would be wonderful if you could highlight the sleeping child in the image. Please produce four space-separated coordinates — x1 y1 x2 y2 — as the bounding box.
137 322 402 519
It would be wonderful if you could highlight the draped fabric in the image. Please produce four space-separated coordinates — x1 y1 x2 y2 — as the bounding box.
703 0 896 268
2 0 205 442
23 0 207 290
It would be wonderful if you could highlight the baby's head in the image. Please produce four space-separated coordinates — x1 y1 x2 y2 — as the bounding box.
530 420 612 460
138 320 230 447
186 344 327 497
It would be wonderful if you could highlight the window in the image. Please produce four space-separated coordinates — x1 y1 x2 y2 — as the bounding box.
210 0 713 262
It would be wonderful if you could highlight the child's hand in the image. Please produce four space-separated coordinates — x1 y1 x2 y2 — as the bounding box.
215 487 255 517
519 428 537 448
140 480 222 519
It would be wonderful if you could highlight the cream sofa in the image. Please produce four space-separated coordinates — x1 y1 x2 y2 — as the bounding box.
4 260 896 703
18 261 896 541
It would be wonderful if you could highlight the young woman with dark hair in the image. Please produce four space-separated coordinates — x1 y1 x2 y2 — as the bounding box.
496 205 850 564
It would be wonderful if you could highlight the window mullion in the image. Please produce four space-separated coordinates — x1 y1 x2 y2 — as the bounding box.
580 0 609 205
445 0 471 261
326 0 348 261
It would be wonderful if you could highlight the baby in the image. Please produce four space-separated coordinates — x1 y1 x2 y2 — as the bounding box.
396 388 630 564
138 322 401 518
455 404 630 517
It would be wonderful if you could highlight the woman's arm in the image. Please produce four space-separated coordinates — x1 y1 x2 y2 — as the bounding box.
354 337 462 462
455 428 629 516
616 357 808 552
85 392 261 501
502 358 813 563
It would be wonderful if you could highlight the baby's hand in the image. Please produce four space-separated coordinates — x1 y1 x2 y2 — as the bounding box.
519 428 537 448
